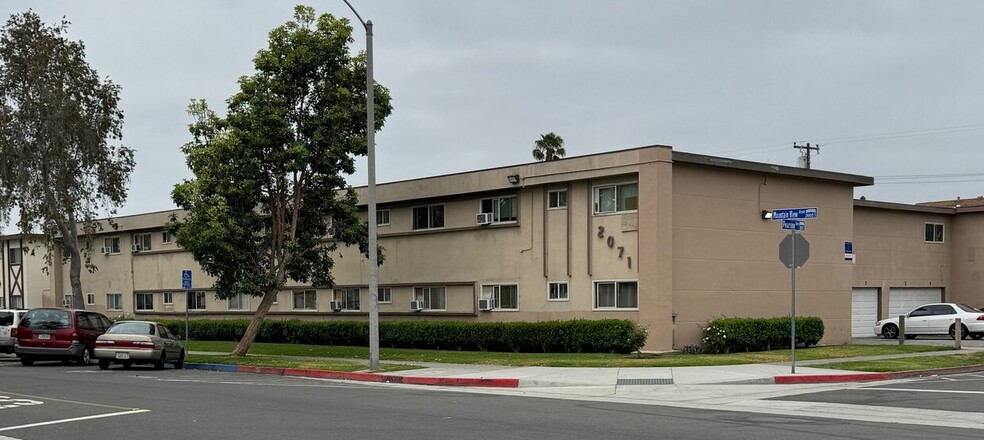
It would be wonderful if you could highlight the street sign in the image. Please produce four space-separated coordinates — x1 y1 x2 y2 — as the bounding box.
779 234 810 268
770 207 818 220
181 270 192 291
781 220 805 231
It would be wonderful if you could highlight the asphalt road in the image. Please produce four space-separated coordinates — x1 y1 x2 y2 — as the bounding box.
1 359 981 440
772 372 984 414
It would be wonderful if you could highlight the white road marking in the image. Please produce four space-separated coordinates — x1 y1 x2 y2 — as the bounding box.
870 387 984 395
0 409 150 433
0 435 23 440
0 396 43 410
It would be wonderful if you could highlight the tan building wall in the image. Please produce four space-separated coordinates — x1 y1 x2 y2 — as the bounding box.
1 235 48 309
937 209 984 306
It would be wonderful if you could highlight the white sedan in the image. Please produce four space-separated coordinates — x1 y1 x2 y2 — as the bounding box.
94 320 185 369
874 303 984 340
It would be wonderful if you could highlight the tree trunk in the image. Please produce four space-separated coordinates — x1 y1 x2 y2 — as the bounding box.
68 244 85 309
231 289 279 356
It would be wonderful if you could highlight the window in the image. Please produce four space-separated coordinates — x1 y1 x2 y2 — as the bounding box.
594 281 638 309
136 293 154 311
228 292 249 310
548 282 569 301
188 291 207 310
414 286 446 310
293 289 317 310
376 209 390 226
162 230 173 244
86 293 95 305
412 204 445 230
7 248 22 265
63 294 74 308
11 295 23 309
925 223 944 243
548 189 568 209
333 288 360 311
594 182 639 214
133 233 152 252
163 292 173 305
480 197 517 223
103 237 121 254
107 293 123 311
378 287 391 303
482 284 519 310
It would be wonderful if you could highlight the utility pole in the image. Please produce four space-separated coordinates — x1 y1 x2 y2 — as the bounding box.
794 142 820 169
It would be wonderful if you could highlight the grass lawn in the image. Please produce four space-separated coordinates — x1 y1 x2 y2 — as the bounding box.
815 351 984 372
185 354 419 373
187 341 950 368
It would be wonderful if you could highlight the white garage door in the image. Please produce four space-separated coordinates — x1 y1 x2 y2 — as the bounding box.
851 288 879 337
888 288 942 319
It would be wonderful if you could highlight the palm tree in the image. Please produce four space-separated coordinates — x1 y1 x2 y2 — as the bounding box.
532 132 566 162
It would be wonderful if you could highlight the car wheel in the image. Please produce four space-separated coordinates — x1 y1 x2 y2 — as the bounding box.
948 324 971 340
77 347 92 365
98 359 111 370
19 357 34 366
173 350 185 370
972 334 984 340
881 323 899 339
154 351 166 370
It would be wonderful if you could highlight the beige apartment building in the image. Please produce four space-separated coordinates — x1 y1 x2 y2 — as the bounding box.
7 145 983 351
1 234 46 310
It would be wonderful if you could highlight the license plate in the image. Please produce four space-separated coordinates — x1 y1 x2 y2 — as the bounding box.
38 334 50 340
115 352 130 360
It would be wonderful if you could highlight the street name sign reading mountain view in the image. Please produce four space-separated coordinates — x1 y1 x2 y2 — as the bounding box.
770 207 818 220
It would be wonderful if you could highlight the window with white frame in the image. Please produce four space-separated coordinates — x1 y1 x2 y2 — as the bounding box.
188 291 207 310
593 182 638 214
163 292 173 305
414 286 446 310
107 293 123 311
548 189 568 209
86 293 95 305
63 294 74 308
482 284 519 310
378 287 392 303
136 293 154 311
925 223 944 243
412 204 445 230
103 237 121 254
162 230 173 244
333 288 361 311
548 282 569 301
293 289 317 310
7 247 22 265
133 233 152 252
10 295 23 309
228 292 249 310
594 281 638 309
377 209 390 226
480 196 517 223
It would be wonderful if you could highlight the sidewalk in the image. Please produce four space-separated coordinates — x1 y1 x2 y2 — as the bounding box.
185 345 984 389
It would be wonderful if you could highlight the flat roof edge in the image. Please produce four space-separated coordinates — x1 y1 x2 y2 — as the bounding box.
672 151 874 186
854 199 954 214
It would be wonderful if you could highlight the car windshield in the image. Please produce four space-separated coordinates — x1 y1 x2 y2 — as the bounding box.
107 322 155 335
21 310 72 329
956 304 983 313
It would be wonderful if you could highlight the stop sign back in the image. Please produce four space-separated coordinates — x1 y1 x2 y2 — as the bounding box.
779 234 809 268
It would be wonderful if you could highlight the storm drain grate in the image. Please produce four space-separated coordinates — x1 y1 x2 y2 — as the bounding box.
617 378 674 386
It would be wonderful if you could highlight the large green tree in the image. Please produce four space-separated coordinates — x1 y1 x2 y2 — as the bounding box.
532 132 566 162
168 5 392 356
0 11 135 309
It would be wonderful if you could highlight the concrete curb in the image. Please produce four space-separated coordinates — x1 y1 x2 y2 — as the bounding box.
774 364 984 384
184 363 520 388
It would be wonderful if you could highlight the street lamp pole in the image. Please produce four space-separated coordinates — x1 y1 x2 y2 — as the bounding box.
342 0 379 371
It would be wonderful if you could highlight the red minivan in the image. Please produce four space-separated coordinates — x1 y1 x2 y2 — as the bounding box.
14 308 113 366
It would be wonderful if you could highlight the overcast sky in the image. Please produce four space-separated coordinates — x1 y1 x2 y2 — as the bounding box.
4 1 984 218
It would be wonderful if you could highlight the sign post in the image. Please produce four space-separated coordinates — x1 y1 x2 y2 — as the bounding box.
773 208 817 374
182 270 192 347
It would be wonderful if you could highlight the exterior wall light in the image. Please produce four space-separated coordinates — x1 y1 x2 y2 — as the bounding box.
507 174 520 184
761 210 773 220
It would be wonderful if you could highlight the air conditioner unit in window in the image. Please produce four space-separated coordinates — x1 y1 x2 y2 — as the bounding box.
131 244 142 253
100 247 111 255
478 298 494 311
62 299 72 308
476 212 494 225
329 301 344 312
410 300 426 311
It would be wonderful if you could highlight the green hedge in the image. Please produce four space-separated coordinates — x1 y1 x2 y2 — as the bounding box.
700 316 824 354
157 318 648 354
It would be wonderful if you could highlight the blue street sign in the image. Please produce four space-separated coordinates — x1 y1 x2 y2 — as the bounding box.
844 241 853 253
181 270 192 291
781 220 805 231
771 207 818 220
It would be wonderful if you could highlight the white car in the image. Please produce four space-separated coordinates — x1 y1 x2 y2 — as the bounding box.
94 321 185 370
874 303 984 340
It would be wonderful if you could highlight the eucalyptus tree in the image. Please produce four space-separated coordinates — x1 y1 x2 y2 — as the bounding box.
0 11 135 309
168 5 392 356
533 132 566 162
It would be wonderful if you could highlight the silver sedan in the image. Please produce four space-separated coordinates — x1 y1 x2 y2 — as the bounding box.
94 321 185 369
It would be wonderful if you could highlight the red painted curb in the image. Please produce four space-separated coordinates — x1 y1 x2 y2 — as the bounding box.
219 366 519 388
774 373 890 384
